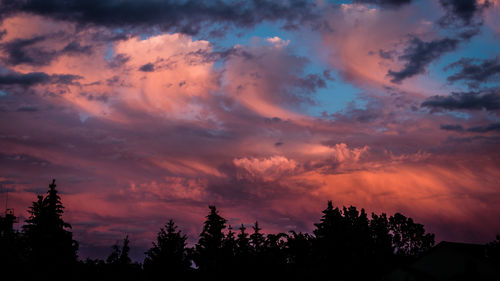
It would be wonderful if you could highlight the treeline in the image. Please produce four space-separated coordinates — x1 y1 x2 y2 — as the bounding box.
0 180 498 280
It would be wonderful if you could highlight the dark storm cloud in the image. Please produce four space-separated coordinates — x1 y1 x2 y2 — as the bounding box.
0 0 318 36
379 49 395 60
422 89 500 111
438 0 489 27
0 36 58 66
61 40 93 55
441 122 500 133
467 123 500 133
107 54 130 69
446 57 500 88
1 35 93 66
16 105 39 112
354 0 413 8
440 124 464 131
388 37 459 83
294 74 327 92
0 71 82 86
138 63 155 72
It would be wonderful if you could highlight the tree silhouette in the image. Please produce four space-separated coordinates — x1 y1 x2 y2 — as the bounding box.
250 221 265 254
194 205 227 277
312 200 344 274
221 224 237 274
261 232 288 276
107 235 131 265
234 223 251 273
22 179 78 277
389 212 435 258
144 219 191 280
5 182 453 281
105 235 142 281
286 231 314 278
369 213 395 275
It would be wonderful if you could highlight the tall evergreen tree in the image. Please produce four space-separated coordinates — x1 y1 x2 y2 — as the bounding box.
235 224 251 269
144 220 191 279
107 235 132 265
106 235 141 281
313 200 343 268
194 205 227 277
250 221 265 254
222 225 236 258
221 224 237 273
23 179 78 276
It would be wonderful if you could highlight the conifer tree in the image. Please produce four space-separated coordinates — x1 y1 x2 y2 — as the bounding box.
144 220 190 279
312 201 343 267
250 221 265 254
194 205 227 276
107 235 132 265
23 179 78 273
222 225 236 258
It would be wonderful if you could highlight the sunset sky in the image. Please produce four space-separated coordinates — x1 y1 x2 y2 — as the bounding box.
1 0 500 259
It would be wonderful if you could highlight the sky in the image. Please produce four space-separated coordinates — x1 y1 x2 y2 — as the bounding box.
0 0 500 260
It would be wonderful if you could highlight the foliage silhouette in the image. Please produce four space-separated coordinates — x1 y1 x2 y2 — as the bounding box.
7 181 493 281
144 219 191 280
22 179 78 278
193 205 227 278
389 212 435 258
104 235 141 281
107 235 132 265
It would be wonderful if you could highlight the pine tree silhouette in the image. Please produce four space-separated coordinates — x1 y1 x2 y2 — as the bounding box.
194 205 227 278
221 224 237 275
250 221 265 254
22 179 78 278
105 235 141 281
144 219 191 280
107 235 132 265
234 223 251 273
312 200 343 272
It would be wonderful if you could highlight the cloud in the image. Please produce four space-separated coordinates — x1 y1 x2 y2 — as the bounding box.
331 143 369 163
61 40 93 55
138 63 155 72
0 71 81 86
440 122 500 133
388 36 459 83
221 42 325 118
467 122 500 132
440 124 465 131
0 0 319 36
0 35 57 66
354 0 413 8
233 156 299 182
422 89 500 111
438 0 489 27
318 3 437 89
265 36 290 48
446 57 500 88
